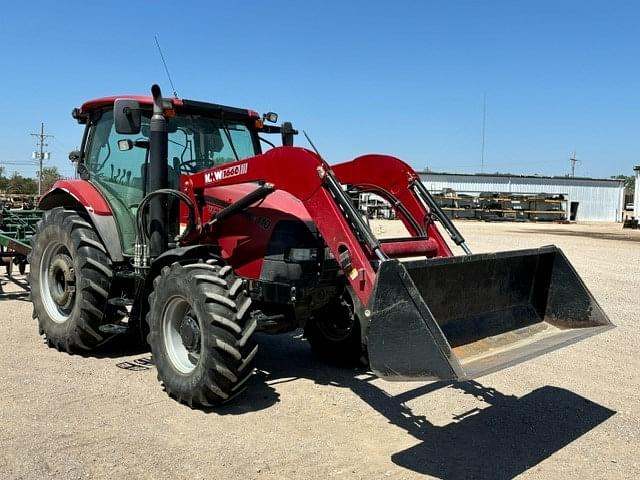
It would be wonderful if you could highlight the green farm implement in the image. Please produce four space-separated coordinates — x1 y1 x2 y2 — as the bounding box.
0 206 41 298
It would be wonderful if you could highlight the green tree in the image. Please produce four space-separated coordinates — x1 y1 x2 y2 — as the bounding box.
7 172 37 195
611 174 635 192
40 166 62 193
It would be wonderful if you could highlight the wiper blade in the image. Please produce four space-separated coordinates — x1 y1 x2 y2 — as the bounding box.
221 118 239 161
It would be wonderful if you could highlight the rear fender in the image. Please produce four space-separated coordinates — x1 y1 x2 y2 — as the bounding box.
39 181 123 262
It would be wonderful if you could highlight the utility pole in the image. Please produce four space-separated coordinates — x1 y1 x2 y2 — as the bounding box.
634 165 640 220
30 123 53 196
480 92 487 173
569 151 580 177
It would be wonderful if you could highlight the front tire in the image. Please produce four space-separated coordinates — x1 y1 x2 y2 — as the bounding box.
305 290 365 365
146 261 257 407
29 208 114 352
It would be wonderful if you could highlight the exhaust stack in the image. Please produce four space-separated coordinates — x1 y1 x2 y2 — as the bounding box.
148 84 169 256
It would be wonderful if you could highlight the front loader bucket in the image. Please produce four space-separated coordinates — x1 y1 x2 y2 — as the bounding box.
367 246 613 381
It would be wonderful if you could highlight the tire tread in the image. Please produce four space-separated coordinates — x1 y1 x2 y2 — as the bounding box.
146 261 257 407
30 207 114 352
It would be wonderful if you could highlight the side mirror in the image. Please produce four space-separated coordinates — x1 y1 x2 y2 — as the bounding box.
114 99 142 134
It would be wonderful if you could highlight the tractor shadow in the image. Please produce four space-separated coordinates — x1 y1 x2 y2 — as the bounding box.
70 330 151 359
228 331 615 479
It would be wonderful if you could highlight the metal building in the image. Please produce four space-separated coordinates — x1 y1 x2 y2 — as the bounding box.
419 172 625 222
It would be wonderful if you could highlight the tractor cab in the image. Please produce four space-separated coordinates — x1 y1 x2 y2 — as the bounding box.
72 96 283 255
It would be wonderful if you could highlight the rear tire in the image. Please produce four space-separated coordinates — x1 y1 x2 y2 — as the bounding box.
29 208 114 352
305 291 365 365
146 261 257 407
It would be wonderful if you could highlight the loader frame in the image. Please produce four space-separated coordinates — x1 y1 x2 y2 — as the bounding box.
179 148 462 307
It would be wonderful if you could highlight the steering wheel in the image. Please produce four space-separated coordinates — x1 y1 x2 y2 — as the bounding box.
178 159 200 174
178 158 216 174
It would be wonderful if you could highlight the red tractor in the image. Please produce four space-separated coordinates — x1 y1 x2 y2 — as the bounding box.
29 85 613 407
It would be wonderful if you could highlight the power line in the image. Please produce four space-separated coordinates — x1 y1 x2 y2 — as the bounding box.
30 122 53 196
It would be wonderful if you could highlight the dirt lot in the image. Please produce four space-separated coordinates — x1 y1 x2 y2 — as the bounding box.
1 221 638 479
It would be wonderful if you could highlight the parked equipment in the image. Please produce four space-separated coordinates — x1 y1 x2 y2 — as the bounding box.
29 85 613 407
0 206 38 298
0 206 39 271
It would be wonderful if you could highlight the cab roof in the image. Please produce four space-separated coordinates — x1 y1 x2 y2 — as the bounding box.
78 95 259 118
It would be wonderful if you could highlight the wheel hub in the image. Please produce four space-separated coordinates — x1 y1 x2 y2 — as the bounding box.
162 296 202 374
178 314 201 353
316 295 356 342
48 253 75 309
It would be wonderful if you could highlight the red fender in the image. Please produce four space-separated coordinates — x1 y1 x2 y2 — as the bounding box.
39 180 113 216
38 179 124 261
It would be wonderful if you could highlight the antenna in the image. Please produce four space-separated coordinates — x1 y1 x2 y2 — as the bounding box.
302 130 322 158
154 35 178 98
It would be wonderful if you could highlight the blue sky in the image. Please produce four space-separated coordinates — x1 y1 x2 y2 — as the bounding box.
0 1 638 179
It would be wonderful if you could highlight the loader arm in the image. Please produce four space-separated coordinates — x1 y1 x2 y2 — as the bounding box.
181 146 382 305
332 154 453 257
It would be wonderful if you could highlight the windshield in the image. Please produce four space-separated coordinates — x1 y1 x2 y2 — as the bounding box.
165 115 258 175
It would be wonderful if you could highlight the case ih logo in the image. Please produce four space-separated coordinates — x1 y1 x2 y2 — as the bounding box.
205 162 248 184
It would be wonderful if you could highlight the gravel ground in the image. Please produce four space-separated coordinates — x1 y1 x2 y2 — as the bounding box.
1 221 638 479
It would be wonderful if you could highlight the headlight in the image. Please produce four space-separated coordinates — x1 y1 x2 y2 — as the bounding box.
287 248 318 262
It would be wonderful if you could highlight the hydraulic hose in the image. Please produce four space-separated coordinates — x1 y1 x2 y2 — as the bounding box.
412 180 472 255
136 188 199 246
